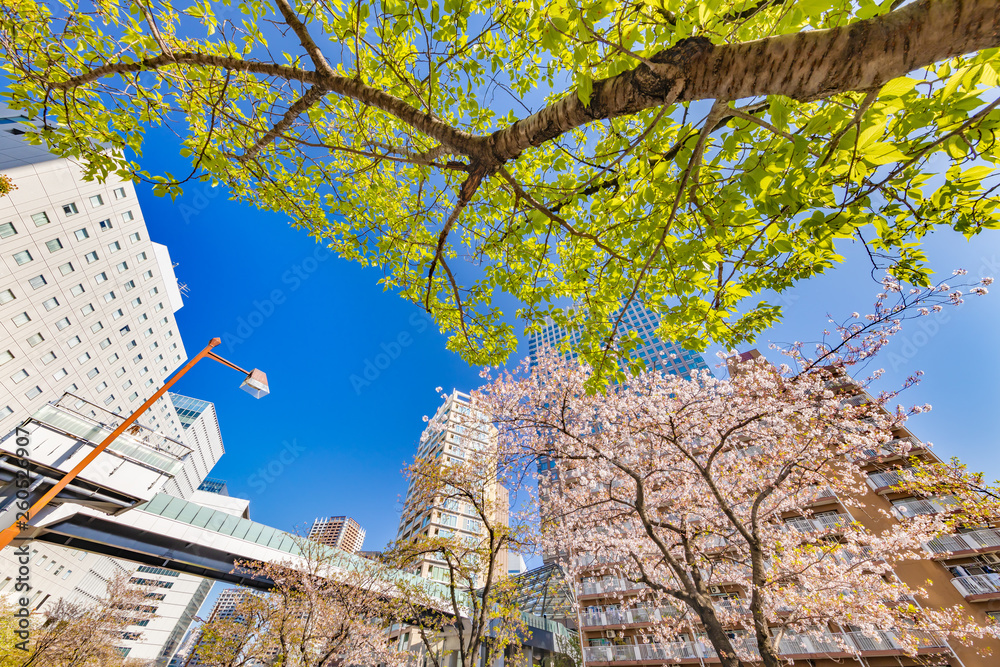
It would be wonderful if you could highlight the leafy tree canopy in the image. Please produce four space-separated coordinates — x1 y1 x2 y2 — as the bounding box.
1 0 998 376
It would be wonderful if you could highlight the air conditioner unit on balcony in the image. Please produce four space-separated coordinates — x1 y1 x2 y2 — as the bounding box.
710 586 722 594
605 631 616 638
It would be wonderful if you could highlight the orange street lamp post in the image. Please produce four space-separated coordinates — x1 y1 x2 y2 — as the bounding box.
0 337 268 550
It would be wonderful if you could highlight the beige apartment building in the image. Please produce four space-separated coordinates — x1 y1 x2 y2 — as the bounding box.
308 515 366 553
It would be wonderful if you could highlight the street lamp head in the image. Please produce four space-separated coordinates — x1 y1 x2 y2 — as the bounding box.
240 369 269 399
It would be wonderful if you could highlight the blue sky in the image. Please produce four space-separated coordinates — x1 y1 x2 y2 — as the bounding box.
132 126 1000 614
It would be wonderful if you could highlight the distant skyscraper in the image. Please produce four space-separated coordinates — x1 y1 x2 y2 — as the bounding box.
168 587 260 667
308 516 366 553
526 301 711 378
197 478 229 495
396 390 509 583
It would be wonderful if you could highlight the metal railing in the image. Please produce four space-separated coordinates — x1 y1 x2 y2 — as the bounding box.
951 573 1000 598
866 466 917 491
852 436 923 461
925 527 1000 555
582 629 946 663
783 513 851 533
892 495 960 519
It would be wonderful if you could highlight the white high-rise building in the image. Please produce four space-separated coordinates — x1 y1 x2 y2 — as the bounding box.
0 109 189 434
396 390 509 584
0 116 225 665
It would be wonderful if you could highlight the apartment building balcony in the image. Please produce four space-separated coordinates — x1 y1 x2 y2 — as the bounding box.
580 606 684 628
891 495 960 519
865 467 917 493
803 485 838 506
925 527 1000 558
951 573 1000 601
582 629 946 664
782 512 852 534
580 578 648 597
851 436 924 463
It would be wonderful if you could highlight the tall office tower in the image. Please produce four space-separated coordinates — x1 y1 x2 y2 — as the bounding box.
526 301 711 378
308 516 366 553
167 586 260 667
0 110 189 435
396 390 509 584
164 393 226 498
566 353 1000 667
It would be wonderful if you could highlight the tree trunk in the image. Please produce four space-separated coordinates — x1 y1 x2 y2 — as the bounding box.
692 599 747 667
485 0 1000 162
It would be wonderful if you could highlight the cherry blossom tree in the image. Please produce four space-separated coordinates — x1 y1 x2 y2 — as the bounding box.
190 539 406 667
0 574 156 667
479 274 999 667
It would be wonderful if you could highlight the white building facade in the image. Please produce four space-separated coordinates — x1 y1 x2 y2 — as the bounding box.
0 116 224 665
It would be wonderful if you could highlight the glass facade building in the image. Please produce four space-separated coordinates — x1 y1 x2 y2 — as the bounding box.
169 392 213 430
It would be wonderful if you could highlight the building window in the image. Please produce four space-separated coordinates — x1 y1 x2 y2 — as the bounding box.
0 289 14 304
90 321 104 333
104 395 115 405
99 219 113 230
74 228 89 241
0 222 15 238
112 309 123 320
108 241 121 252
149 341 158 351
67 336 81 348
85 251 98 263
40 352 56 364
25 386 42 399
107 353 119 363
131 297 141 307
113 187 126 199
45 238 63 253
56 317 70 330
96 381 108 392
81 304 95 315
128 391 138 401
144 378 154 387
11 312 30 327
13 250 32 265
126 340 136 350
142 270 153 280
77 352 91 364
116 262 128 273
123 280 135 291
99 337 111 349
0 406 12 420
53 368 68 381
58 262 74 275
89 194 104 207
28 275 46 290
103 291 116 303
31 212 50 227
148 287 159 296
70 284 85 297
128 232 141 243
121 380 132 390
139 366 148 376
115 367 125 378
154 303 163 312
136 252 147 262
95 272 108 284
119 325 130 335
86 368 99 380
121 211 134 222
10 369 28 383
26 333 44 347
63 203 79 216
133 354 143 363
0 350 12 366
42 297 58 311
